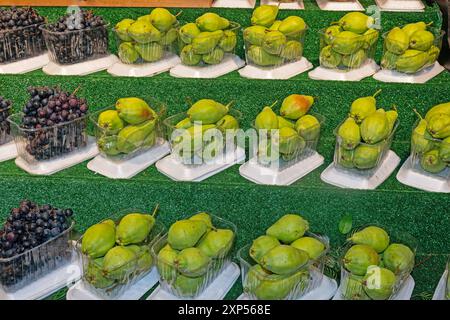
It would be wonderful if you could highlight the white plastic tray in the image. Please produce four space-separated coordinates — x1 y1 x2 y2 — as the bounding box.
0 141 17 162
432 270 448 300
66 268 160 300
170 54 245 79
316 0 364 11
107 54 180 77
309 60 379 81
156 146 246 182
239 58 313 80
396 156 450 193
43 54 118 76
212 0 256 8
238 274 338 300
373 62 445 84
147 262 240 300
260 0 304 9
333 275 415 300
239 152 324 186
87 140 171 179
0 251 81 300
0 53 49 74
15 137 99 175
375 0 424 12
320 150 400 190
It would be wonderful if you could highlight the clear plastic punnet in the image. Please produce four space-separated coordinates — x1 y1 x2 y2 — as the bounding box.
151 214 237 298
91 99 166 162
8 112 89 164
339 225 417 300
238 232 329 300
0 103 12 145
0 23 46 64
0 220 74 293
178 22 240 67
76 211 165 299
319 27 379 71
40 23 109 65
333 118 399 173
446 261 450 300
381 27 444 74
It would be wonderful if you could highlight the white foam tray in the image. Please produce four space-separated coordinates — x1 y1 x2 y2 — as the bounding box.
66 268 159 300
87 140 170 179
156 146 246 182
432 270 448 300
239 58 313 80
396 156 450 193
0 53 49 74
373 63 445 84
15 137 99 175
320 150 400 190
309 60 379 81
107 54 180 77
212 0 256 8
260 0 304 9
316 0 364 11
147 262 240 300
0 141 17 162
43 54 118 76
170 54 245 79
239 152 324 186
375 0 424 12
333 275 415 300
0 252 81 300
238 275 338 300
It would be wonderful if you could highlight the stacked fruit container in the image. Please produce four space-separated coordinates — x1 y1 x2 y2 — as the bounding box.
0 97 12 146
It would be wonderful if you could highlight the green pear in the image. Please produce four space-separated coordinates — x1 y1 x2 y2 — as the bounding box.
409 30 435 51
427 45 440 65
320 45 342 68
192 30 223 54
280 40 303 60
323 25 342 45
187 99 229 124
128 20 161 43
243 25 267 46
168 220 208 250
341 274 369 300
363 28 379 49
269 20 282 31
98 109 124 135
385 27 409 55
278 16 306 37
266 214 309 244
202 47 224 65
383 243 415 275
157 244 178 282
363 265 396 300
179 23 201 44
338 117 361 150
262 30 286 55
350 89 381 123
196 229 234 258
196 12 230 32
219 30 237 52
420 149 447 173
249 235 280 264
342 49 367 69
332 31 363 55
425 102 450 122
348 226 390 253
402 21 430 37
116 212 156 245
118 42 140 64
338 12 374 34
85 257 114 289
134 42 164 62
247 45 283 67
82 221 116 259
253 271 302 300
360 111 390 144
98 136 121 156
174 274 204 296
102 246 137 280
159 28 178 46
175 247 210 277
251 5 279 27
295 115 320 141
343 244 379 276
396 49 428 73
291 237 325 260
439 137 450 163
189 212 213 230
116 119 156 154
115 18 135 42
353 144 381 169
255 104 279 130
336 146 355 169
149 8 176 32
280 94 314 120
278 126 305 155
411 111 433 154
216 114 239 131
116 97 156 125
427 113 450 139
180 44 202 66
381 51 400 70
277 116 295 129
260 245 309 275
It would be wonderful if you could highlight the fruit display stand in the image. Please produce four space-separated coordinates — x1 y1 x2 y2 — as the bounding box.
0 3 448 301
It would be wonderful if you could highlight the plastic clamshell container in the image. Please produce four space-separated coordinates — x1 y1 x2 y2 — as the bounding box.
244 25 308 68
237 232 329 300
0 23 46 64
338 225 417 300
446 261 450 300
90 98 166 162
381 27 444 74
40 23 109 65
0 220 75 293
76 211 165 299
178 21 240 67
0 104 12 146
113 22 179 65
252 112 324 168
410 119 450 179
151 213 237 298
164 108 242 165
318 27 379 71
333 118 399 173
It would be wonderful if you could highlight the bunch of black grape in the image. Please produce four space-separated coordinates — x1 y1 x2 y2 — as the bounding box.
0 7 46 63
43 9 108 64
0 96 12 144
21 86 89 161
0 200 74 288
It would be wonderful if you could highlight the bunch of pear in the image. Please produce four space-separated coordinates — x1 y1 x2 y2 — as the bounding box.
156 212 235 297
178 12 237 66
96 97 159 157
244 214 328 300
336 90 398 170
320 12 378 70
411 102 450 174
254 94 321 164
244 5 307 67
114 8 179 64
80 207 159 291
171 99 239 163
341 225 415 300
382 22 440 74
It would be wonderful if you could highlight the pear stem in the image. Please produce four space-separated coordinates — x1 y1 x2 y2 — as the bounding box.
185 97 193 107
71 85 82 96
268 101 278 109
151 203 160 217
175 10 183 18
426 22 434 27
372 89 382 98
225 100 235 111
413 108 424 120
391 104 398 112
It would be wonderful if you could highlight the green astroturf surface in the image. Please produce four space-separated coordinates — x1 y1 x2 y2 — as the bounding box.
0 2 448 300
